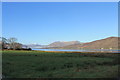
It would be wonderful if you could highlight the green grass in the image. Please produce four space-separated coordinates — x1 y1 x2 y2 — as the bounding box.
2 50 119 78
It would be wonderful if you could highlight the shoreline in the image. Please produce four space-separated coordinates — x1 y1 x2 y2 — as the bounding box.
2 50 119 54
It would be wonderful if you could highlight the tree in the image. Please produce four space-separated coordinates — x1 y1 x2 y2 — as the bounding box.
0 37 23 50
0 37 8 49
8 37 17 50
14 43 22 49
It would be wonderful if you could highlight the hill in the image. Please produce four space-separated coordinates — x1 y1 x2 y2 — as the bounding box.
48 37 119 50
48 41 81 47
23 44 47 48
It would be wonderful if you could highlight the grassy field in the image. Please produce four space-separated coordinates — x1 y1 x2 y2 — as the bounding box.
2 50 119 78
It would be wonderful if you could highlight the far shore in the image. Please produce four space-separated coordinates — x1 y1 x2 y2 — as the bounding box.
1 49 119 54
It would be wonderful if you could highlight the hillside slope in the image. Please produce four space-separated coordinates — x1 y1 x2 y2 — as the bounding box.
51 37 120 49
48 41 81 47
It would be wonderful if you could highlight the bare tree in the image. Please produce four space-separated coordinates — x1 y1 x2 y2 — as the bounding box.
0 37 8 49
14 43 22 49
8 37 17 50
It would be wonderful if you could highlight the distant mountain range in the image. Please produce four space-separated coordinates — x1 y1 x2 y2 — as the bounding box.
24 41 81 48
24 37 120 49
23 44 48 48
47 37 119 50
48 41 81 47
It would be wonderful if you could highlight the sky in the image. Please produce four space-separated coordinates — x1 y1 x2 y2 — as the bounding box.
2 2 118 45
1 0 119 2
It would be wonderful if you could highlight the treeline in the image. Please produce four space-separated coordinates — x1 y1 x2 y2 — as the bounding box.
0 37 31 50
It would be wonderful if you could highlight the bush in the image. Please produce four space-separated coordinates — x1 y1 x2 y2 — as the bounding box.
15 48 32 51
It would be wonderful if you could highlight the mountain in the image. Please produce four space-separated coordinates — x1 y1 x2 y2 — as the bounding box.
48 37 120 50
24 37 119 49
48 41 81 47
24 41 81 49
23 44 47 48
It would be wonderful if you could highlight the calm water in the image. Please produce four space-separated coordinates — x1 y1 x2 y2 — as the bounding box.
32 48 120 53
